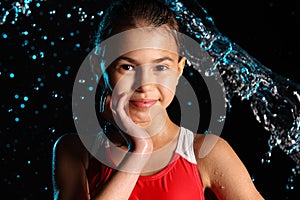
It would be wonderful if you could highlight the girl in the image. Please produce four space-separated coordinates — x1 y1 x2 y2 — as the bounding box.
52 0 265 199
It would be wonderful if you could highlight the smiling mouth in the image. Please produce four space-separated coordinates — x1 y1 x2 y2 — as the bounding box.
129 99 158 109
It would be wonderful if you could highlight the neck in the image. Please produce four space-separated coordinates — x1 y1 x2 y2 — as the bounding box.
150 118 180 150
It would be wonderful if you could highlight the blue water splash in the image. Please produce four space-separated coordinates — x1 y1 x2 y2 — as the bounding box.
166 0 300 189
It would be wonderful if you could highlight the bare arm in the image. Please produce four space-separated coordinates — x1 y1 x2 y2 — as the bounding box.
92 146 152 200
93 92 153 200
52 93 153 200
195 134 265 200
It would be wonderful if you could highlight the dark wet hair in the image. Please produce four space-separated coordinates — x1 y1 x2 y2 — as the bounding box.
94 0 180 46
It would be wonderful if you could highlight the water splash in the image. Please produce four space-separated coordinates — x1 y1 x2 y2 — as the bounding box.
0 0 39 25
165 0 300 189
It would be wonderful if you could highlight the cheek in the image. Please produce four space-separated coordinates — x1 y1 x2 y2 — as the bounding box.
160 87 175 107
108 73 123 89
110 74 137 96
107 68 121 86
107 70 117 86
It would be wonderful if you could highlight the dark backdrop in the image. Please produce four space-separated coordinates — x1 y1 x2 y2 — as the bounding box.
0 0 299 199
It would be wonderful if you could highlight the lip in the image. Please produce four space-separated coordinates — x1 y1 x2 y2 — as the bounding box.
129 99 158 109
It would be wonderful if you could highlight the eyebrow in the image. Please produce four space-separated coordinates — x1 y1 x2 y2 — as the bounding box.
115 56 175 65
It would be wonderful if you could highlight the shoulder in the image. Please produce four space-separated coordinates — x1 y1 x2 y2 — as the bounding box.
52 133 89 170
193 133 264 199
52 134 92 199
193 133 232 160
193 133 239 186
53 133 84 154
193 133 264 197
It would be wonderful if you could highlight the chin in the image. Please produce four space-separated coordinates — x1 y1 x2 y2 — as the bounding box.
130 112 151 125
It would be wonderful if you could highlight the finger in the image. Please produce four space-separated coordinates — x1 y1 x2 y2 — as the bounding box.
111 93 132 131
115 92 127 109
115 93 129 119
109 95 114 112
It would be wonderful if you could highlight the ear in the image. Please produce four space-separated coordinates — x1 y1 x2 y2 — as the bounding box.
177 57 186 77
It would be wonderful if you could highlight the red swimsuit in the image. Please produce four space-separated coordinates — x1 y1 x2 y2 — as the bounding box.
86 127 205 200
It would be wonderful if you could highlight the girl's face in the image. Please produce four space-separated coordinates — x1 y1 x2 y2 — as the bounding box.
105 28 186 126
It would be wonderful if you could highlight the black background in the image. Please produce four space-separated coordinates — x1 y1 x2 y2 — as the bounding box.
0 0 299 199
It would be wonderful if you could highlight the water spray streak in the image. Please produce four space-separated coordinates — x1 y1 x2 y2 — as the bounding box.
166 0 300 187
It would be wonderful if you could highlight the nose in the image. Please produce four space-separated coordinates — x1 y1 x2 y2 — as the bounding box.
134 66 156 92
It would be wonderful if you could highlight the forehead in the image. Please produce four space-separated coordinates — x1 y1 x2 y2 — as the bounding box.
105 27 179 58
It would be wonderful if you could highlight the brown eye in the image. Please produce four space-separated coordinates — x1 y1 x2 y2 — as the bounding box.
120 65 135 71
